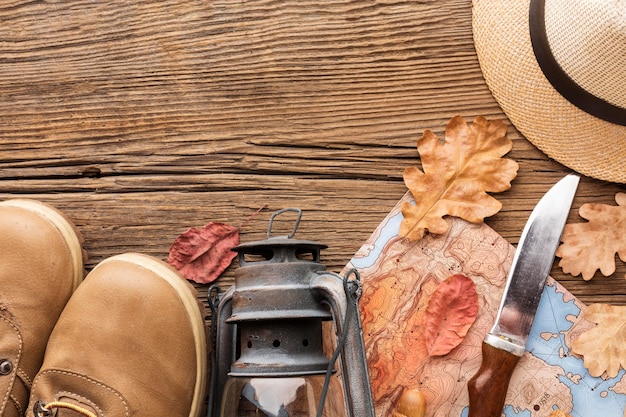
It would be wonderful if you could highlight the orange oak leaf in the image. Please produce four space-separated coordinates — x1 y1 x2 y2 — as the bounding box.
400 115 518 241
556 193 626 280
423 273 479 357
571 303 626 378
167 222 240 284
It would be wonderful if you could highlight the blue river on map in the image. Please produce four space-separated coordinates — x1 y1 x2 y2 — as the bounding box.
349 210 626 416
350 211 403 269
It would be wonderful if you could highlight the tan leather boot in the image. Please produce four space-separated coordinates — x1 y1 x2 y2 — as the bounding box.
28 253 207 417
0 199 85 417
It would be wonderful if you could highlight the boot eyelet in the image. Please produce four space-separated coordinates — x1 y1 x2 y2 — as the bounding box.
0 359 13 375
34 400 52 417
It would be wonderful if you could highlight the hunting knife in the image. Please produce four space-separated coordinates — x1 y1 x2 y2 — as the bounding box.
467 173 579 417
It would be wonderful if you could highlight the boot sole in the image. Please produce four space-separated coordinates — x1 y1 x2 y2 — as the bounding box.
96 253 208 417
0 199 85 290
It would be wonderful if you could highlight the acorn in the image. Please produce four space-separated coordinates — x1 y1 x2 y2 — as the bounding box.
548 411 572 417
392 388 426 417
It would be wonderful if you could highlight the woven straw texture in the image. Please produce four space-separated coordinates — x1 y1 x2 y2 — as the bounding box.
472 0 626 183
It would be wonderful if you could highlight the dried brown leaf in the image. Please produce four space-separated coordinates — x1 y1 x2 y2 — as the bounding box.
167 222 240 284
556 193 626 280
423 273 479 357
571 303 626 378
400 116 518 241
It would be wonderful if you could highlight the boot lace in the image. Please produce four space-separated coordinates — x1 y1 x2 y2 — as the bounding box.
34 400 97 417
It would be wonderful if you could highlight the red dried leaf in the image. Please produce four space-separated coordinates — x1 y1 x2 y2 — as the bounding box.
167 222 240 284
423 273 479 357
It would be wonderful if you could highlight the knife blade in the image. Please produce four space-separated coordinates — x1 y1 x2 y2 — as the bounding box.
467 173 579 417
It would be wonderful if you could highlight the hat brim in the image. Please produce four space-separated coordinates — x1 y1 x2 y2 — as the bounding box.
472 0 626 183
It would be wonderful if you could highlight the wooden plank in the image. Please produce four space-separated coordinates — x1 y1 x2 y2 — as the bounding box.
0 0 623 323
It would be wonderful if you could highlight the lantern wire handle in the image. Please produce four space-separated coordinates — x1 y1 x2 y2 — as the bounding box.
206 285 222 417
316 268 361 417
267 208 302 239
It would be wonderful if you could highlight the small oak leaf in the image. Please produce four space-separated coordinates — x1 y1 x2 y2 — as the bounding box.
400 115 518 241
556 193 626 280
571 303 626 378
423 273 479 357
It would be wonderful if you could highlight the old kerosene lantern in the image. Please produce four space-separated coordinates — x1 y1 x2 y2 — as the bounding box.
207 208 375 417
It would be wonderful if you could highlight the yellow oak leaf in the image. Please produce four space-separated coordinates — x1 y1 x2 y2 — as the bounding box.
571 303 626 378
400 115 518 241
556 193 626 280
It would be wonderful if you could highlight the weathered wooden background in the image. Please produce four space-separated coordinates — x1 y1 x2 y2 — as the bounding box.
1 0 624 324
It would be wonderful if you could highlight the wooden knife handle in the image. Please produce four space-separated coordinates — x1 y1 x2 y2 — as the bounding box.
467 340 522 417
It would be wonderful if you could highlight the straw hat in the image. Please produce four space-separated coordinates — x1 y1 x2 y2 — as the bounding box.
472 0 626 183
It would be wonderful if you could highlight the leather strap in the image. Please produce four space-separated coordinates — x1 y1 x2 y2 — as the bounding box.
529 0 626 125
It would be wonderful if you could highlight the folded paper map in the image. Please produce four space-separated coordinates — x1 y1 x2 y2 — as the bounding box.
342 192 626 417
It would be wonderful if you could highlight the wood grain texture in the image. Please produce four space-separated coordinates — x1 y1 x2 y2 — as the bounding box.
0 0 624 325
